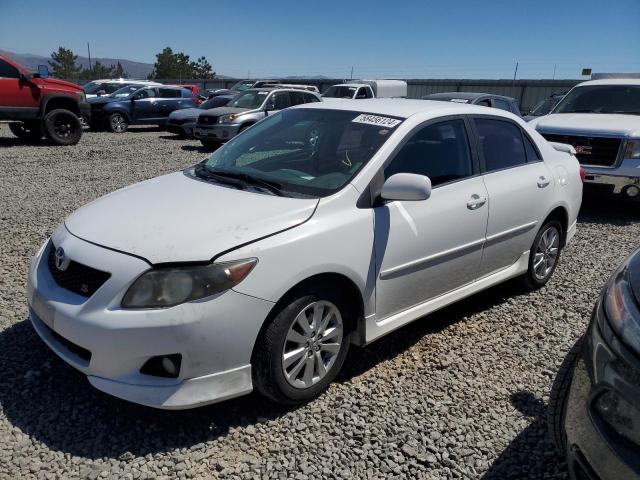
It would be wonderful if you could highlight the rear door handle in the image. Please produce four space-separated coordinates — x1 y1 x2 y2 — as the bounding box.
467 194 487 210
537 176 550 188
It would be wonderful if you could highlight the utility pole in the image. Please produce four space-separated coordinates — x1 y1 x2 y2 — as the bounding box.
513 62 518 81
552 63 557 80
87 42 92 74
350 66 354 80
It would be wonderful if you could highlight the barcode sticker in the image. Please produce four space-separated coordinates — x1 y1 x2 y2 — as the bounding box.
352 114 402 128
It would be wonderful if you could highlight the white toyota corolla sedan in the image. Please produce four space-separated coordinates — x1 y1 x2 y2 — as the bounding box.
27 99 583 409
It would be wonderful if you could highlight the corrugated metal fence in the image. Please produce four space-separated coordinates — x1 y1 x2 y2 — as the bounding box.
138 78 581 112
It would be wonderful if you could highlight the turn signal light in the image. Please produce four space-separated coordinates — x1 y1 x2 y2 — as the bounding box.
579 167 586 183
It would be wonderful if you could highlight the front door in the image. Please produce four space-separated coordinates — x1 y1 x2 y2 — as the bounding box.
374 118 489 319
0 59 40 112
130 87 159 122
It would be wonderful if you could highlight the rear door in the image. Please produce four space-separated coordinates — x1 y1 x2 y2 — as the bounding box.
156 88 185 120
473 116 555 277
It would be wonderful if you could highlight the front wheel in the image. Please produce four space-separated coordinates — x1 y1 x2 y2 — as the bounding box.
42 109 82 145
9 121 43 141
521 220 563 290
106 112 129 133
253 288 351 404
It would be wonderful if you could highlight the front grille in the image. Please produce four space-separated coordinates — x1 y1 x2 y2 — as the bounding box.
541 133 621 167
198 115 217 125
47 244 111 298
42 321 92 363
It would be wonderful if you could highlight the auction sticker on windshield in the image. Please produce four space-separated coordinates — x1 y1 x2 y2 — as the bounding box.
352 114 402 128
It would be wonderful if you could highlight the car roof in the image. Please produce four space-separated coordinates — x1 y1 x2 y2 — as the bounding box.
244 87 319 94
424 92 515 101
576 79 640 87
92 79 158 84
293 98 515 119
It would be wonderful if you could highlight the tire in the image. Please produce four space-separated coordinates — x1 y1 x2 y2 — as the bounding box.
547 335 585 457
521 219 563 290
106 112 129 133
253 285 352 404
9 121 43 141
200 139 221 149
42 109 82 145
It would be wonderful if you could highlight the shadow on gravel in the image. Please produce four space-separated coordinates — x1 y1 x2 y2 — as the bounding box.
0 137 52 148
181 144 217 153
578 189 640 226
482 391 567 479
1 281 529 460
0 320 294 460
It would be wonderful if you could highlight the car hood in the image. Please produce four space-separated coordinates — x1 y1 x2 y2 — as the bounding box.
65 171 319 264
40 77 83 91
88 96 122 106
199 106 252 117
169 108 201 120
531 113 640 138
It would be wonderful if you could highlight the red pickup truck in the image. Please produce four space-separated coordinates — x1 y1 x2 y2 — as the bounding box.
0 54 90 145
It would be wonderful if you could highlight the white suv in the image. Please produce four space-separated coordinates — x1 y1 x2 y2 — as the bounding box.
27 100 582 409
83 79 161 98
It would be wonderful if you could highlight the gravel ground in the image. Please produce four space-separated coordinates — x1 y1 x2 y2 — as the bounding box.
1 124 639 480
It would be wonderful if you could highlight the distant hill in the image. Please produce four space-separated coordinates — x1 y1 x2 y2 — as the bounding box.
1 50 154 79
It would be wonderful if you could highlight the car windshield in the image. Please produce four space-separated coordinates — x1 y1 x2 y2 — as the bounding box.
230 80 255 92
322 86 357 99
530 97 562 116
83 81 103 94
198 108 403 197
552 85 640 115
200 96 232 109
228 90 269 109
109 85 141 98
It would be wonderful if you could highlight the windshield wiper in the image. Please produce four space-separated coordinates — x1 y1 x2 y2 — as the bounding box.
611 110 640 115
194 164 246 190
205 168 287 197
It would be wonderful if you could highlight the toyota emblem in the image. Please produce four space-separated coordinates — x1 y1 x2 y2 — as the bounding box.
54 247 67 271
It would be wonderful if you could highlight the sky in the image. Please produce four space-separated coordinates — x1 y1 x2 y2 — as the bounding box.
1 0 639 79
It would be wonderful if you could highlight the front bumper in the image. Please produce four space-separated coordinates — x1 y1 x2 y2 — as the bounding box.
194 123 241 142
583 159 640 195
166 121 196 137
563 301 640 479
27 226 274 409
79 101 91 122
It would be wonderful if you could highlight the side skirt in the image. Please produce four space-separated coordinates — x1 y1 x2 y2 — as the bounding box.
363 250 530 345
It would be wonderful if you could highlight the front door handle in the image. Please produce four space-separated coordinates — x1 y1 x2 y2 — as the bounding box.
537 176 550 188
467 194 487 210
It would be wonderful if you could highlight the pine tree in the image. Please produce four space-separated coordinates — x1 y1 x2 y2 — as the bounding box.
192 56 215 79
48 47 82 79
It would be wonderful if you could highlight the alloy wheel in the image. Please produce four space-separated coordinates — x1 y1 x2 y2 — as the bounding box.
111 114 127 133
533 225 560 280
281 300 344 389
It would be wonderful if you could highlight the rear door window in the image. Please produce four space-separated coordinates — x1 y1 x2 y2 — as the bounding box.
159 88 181 98
475 118 527 172
289 91 306 106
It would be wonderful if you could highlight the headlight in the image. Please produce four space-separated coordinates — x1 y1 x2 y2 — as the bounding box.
624 140 640 159
604 263 640 352
122 258 257 308
594 390 640 446
219 114 238 124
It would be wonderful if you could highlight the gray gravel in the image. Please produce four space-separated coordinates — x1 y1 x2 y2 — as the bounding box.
1 124 639 479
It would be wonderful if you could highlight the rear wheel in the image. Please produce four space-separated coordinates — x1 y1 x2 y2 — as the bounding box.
106 112 129 133
547 335 585 457
42 109 82 145
521 220 563 290
9 121 43 141
253 286 351 404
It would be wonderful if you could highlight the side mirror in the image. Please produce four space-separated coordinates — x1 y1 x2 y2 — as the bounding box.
37 65 49 78
380 173 432 202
